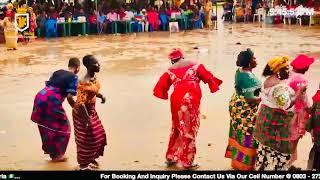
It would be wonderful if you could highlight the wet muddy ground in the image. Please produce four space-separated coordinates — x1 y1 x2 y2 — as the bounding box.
0 16 319 170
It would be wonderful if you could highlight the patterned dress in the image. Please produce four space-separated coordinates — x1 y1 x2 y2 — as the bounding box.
3 15 18 50
288 72 311 163
307 90 320 170
254 82 295 171
225 69 261 170
153 61 222 168
289 72 311 139
72 77 107 167
31 70 78 159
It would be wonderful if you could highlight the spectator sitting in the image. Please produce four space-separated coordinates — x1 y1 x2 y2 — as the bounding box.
118 7 128 33
166 7 173 17
147 7 160 31
36 10 47 37
73 8 87 21
119 7 126 20
87 10 97 33
124 6 134 21
140 8 149 32
107 9 119 22
189 5 201 29
88 10 97 24
97 10 107 33
106 9 119 33
48 6 58 19
222 2 233 21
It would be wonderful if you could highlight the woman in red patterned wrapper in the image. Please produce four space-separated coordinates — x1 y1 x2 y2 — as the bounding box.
153 48 223 170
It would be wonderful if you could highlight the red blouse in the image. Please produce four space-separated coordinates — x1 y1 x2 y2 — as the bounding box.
153 63 222 100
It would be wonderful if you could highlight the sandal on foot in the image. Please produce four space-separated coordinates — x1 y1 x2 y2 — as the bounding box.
89 161 100 169
76 166 93 171
184 163 200 170
289 166 301 171
51 156 68 162
80 167 93 171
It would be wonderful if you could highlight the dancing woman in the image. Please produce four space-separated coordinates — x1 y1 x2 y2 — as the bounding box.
31 58 80 162
254 57 304 170
73 55 107 170
153 48 222 170
287 54 314 169
225 49 261 170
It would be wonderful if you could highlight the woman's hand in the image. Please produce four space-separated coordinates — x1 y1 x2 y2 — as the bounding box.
78 104 90 123
66 93 76 108
296 86 307 96
101 96 106 104
96 93 106 104
311 130 314 143
246 97 261 106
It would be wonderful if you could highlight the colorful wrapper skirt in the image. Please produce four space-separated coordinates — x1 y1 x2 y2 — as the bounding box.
31 86 71 159
225 94 258 170
73 103 107 166
253 104 294 171
255 142 291 171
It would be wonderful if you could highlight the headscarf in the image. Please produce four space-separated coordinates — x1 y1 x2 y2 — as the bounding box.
6 3 13 10
267 56 289 73
290 54 315 70
168 48 184 62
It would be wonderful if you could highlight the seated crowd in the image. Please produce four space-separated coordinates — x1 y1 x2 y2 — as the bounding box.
221 0 320 25
0 0 208 37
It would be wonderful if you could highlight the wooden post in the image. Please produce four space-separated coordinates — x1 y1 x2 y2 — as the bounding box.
215 0 217 30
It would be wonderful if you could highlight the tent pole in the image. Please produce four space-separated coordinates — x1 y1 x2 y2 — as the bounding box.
96 0 99 33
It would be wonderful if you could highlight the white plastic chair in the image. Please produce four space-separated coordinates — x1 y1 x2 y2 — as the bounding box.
296 16 302 26
309 15 313 26
253 8 264 22
283 15 292 25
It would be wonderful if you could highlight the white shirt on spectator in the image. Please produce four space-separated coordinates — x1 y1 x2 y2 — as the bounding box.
125 11 134 20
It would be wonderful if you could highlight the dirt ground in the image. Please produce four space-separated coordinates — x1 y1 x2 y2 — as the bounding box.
0 19 319 170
